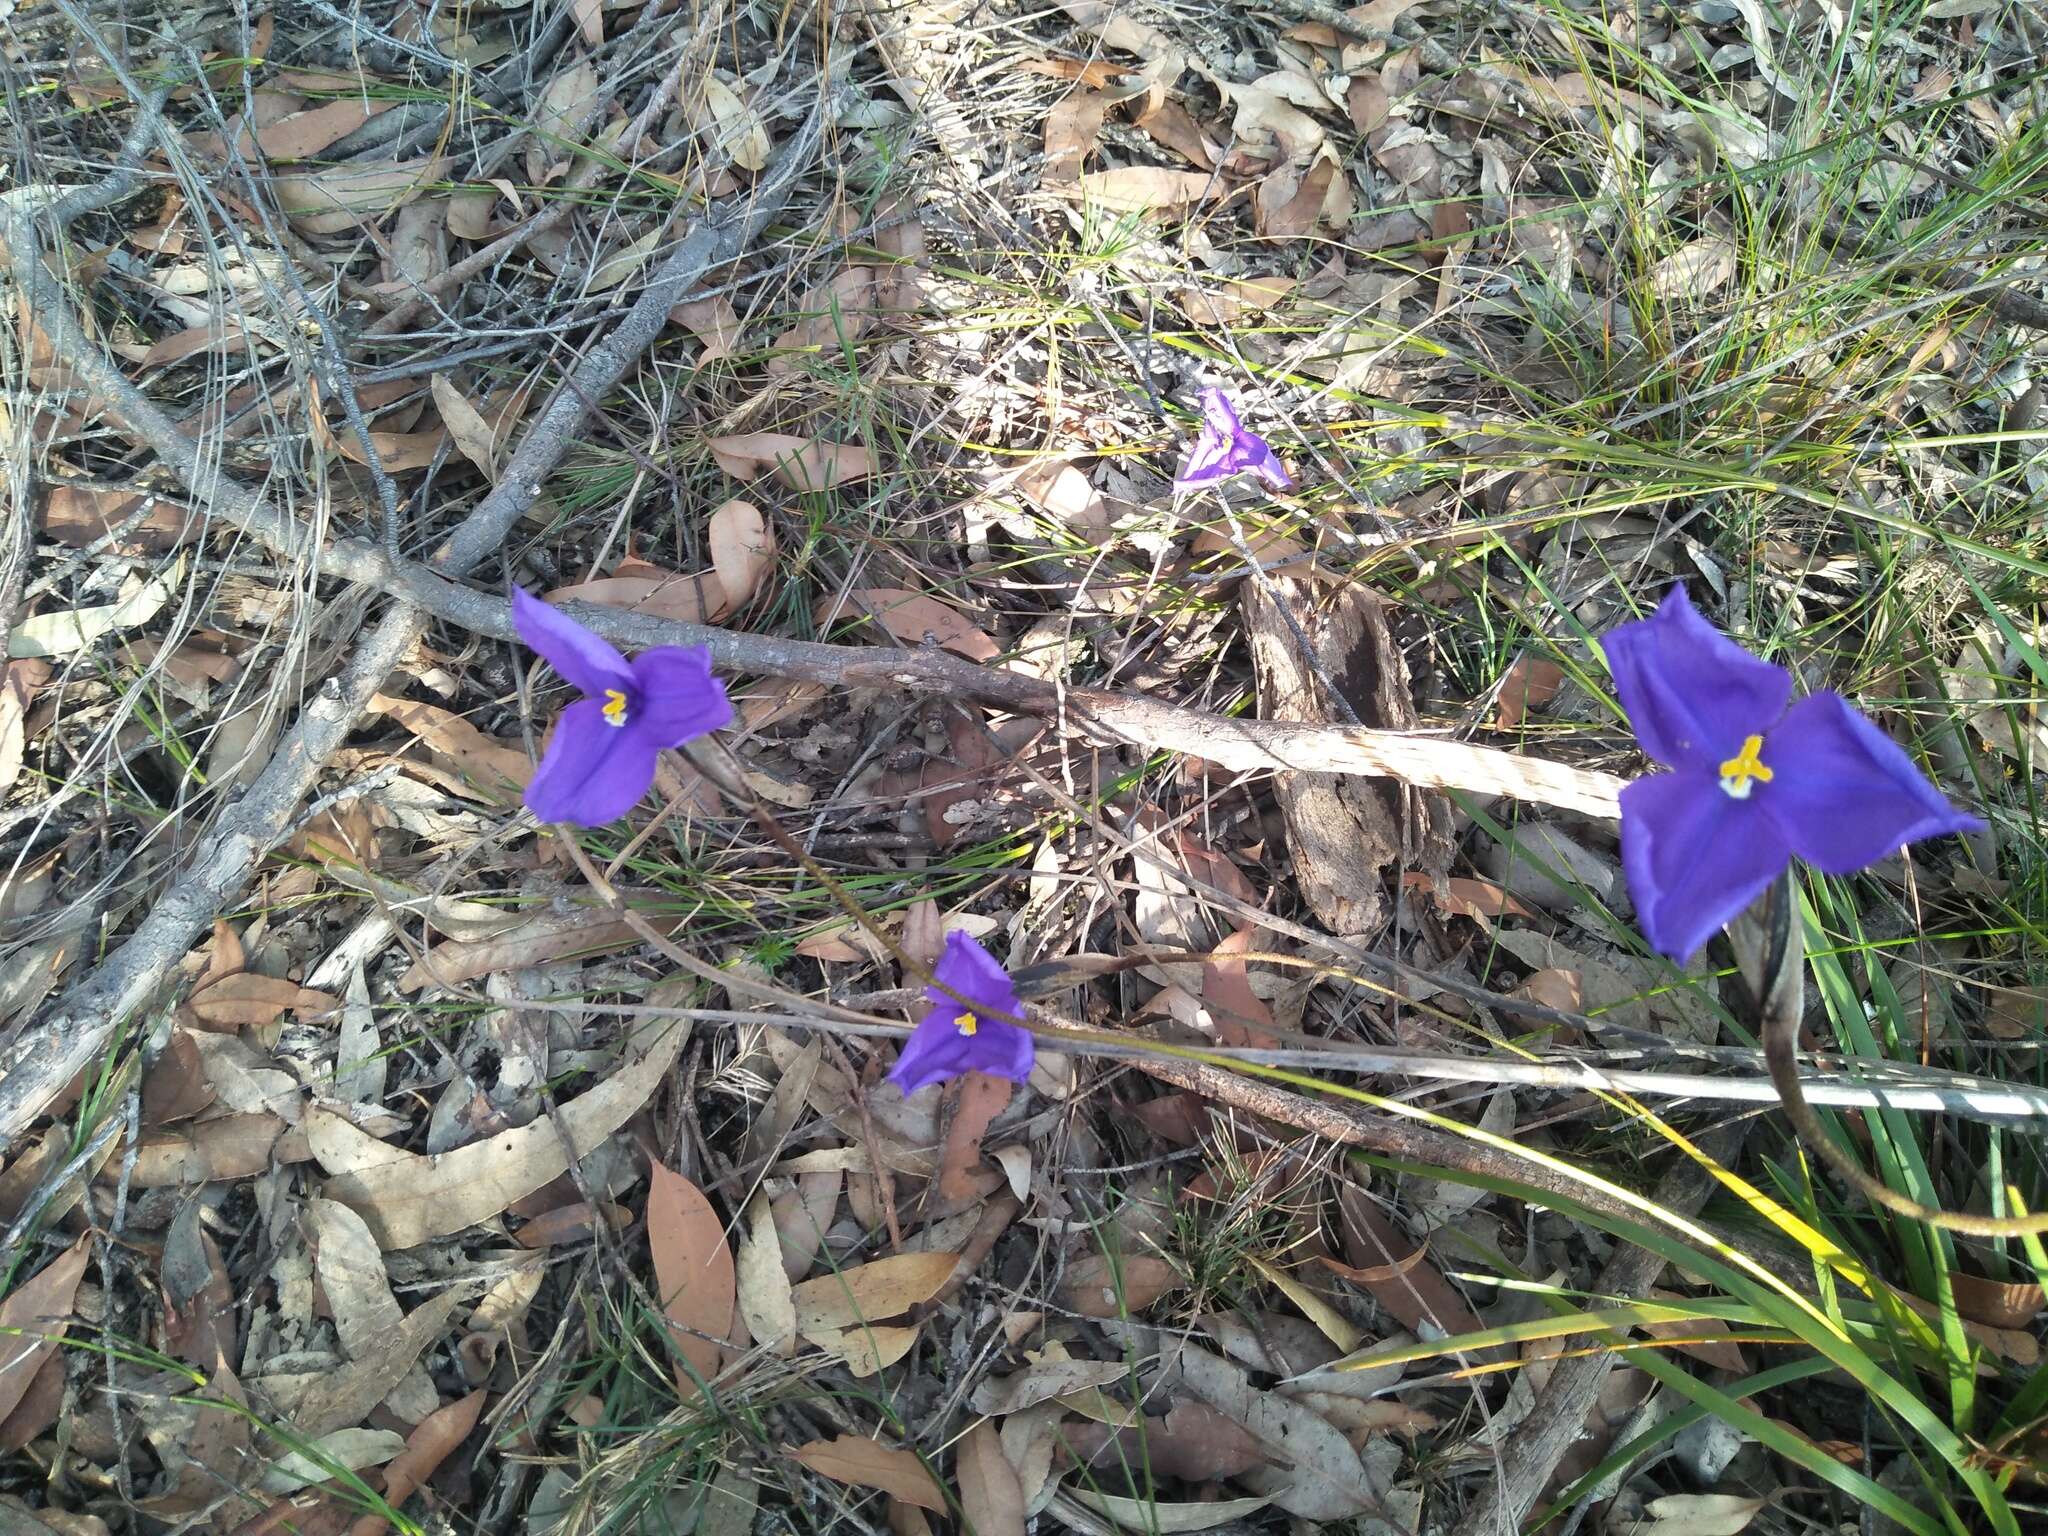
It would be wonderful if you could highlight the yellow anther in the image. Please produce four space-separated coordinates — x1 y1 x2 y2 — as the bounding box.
602 688 629 726
955 1012 979 1037
1717 733 1773 798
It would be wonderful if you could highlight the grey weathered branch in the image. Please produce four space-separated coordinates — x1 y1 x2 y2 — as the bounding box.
0 101 823 1149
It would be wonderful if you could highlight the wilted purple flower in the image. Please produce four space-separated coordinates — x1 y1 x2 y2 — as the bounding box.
1606 586 1981 963
1174 388 1292 492
512 586 733 826
887 931 1034 1095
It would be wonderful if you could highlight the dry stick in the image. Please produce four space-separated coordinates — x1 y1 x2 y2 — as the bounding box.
0 104 823 1148
371 553 1629 817
1448 1129 1747 1536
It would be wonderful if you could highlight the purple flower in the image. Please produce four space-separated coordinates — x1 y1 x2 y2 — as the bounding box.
512 586 734 826
1174 388 1292 492
887 931 1034 1095
1606 586 1981 963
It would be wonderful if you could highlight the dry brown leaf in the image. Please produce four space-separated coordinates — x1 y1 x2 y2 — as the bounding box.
1200 926 1277 1048
187 972 337 1031
1059 167 1220 214
1179 276 1293 326
0 1353 63 1453
1015 55 1129 87
1044 89 1109 182
802 1322 921 1376
956 1420 1025 1536
142 321 252 370
841 588 999 661
288 1287 472 1437
398 908 683 993
736 1192 798 1356
41 486 194 554
873 200 927 314
511 1200 626 1248
1495 653 1565 730
1642 1290 1751 1374
707 431 875 490
773 1169 841 1281
367 693 528 801
546 569 730 628
1169 1339 1378 1520
354 1388 487 1536
276 157 443 234
937 1073 1012 1207
672 295 743 359
791 1251 957 1330
693 76 772 171
1062 1253 1180 1318
256 99 392 160
1949 1273 2046 1331
306 1019 686 1248
791 1436 946 1512
1334 1185 1490 1350
129 1111 305 1187
1650 240 1738 303
0 1237 89 1426
708 500 775 607
311 1199 439 1423
1133 98 1218 168
1014 460 1110 537
1401 872 1535 929
527 58 600 183
1257 154 1340 239
650 1162 738 1391
1064 1400 1273 1482
429 375 503 479
768 267 878 373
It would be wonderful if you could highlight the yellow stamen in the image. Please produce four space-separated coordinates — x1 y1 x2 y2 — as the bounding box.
602 688 629 727
1717 733 1773 799
956 1012 979 1037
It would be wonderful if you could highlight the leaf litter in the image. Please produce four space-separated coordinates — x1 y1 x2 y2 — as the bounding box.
5 0 2045 1530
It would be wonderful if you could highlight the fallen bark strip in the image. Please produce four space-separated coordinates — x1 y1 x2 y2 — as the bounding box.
0 102 821 1149
320 539 1630 820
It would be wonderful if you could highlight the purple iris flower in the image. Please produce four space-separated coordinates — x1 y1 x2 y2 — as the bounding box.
1606 586 1981 963
887 931 1035 1095
511 586 734 826
1174 388 1292 493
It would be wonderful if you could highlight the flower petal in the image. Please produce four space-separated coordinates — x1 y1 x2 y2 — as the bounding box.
627 646 734 748
1757 692 1983 874
886 1011 1034 1096
1602 586 1791 772
524 697 659 825
1621 768 1791 962
1198 387 1243 437
1176 423 1232 488
927 930 1020 1020
513 587 633 700
1234 433 1293 490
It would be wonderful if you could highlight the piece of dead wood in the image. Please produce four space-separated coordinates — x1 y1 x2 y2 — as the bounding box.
346 552 1630 818
1245 576 1454 936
